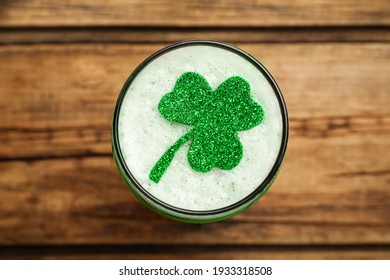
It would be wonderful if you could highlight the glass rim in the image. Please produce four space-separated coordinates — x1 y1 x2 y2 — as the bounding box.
112 40 289 216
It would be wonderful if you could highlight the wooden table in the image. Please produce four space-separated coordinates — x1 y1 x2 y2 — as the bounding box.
0 0 389 260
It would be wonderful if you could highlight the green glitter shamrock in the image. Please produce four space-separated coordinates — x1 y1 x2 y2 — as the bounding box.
149 72 264 183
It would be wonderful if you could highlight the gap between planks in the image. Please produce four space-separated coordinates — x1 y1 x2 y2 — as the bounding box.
0 26 389 45
1 244 390 260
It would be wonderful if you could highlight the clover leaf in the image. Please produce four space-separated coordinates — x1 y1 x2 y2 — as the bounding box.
149 72 264 183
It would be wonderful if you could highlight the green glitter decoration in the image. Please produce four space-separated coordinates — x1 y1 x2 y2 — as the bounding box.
149 72 264 183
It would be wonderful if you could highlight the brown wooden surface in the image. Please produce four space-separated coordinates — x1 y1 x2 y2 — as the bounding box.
1 246 389 260
0 0 389 27
2 27 390 45
0 0 389 260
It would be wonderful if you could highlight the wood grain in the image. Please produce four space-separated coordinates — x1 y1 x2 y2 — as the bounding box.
0 43 389 158
0 0 389 262
1 27 390 45
1 245 389 260
0 43 388 126
0 0 389 28
1 115 389 159
0 130 389 245
0 43 389 248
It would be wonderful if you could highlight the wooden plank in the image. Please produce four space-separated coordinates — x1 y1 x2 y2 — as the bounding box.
0 0 389 28
0 130 389 245
0 43 388 125
1 115 389 159
1 27 390 45
0 43 389 159
1 246 390 260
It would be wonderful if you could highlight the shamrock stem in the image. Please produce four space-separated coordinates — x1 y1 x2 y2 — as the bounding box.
149 129 195 183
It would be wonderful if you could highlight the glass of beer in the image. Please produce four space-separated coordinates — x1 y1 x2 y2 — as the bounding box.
112 40 288 223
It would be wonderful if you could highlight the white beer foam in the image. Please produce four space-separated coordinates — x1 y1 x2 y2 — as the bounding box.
118 45 283 211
